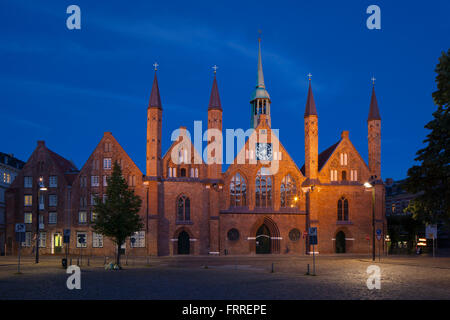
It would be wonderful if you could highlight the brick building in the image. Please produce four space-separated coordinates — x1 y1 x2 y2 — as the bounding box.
5 40 386 256
0 153 25 255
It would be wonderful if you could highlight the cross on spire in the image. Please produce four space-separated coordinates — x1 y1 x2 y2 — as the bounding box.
371 76 376 85
307 73 312 81
153 62 159 71
212 65 218 74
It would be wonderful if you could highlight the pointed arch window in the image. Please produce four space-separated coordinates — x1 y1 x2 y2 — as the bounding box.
230 173 247 207
337 197 349 221
342 170 347 181
255 168 272 208
280 174 297 208
177 195 190 221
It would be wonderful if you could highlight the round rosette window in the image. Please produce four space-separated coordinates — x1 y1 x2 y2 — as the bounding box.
227 228 240 241
289 228 301 242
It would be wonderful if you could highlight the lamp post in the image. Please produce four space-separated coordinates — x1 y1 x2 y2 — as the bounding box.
35 177 47 264
364 179 376 262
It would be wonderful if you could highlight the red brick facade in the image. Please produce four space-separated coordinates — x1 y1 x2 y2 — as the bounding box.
5 46 386 257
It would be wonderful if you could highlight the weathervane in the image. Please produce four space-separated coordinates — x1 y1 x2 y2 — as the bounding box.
212 65 218 74
308 73 312 81
153 62 159 71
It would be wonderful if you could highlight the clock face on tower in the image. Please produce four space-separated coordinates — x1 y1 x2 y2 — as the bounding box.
256 143 273 161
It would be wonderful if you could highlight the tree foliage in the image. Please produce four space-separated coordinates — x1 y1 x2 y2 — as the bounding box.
403 49 450 225
92 162 143 266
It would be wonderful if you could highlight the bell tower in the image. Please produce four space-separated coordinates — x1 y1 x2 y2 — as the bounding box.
250 37 271 128
367 80 381 180
304 75 318 182
146 64 162 177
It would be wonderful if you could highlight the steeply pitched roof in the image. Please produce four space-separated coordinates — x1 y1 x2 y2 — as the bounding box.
47 148 78 173
300 141 340 175
208 75 222 110
148 72 162 109
368 86 381 121
304 81 317 117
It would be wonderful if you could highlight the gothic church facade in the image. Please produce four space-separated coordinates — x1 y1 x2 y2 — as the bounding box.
5 40 385 256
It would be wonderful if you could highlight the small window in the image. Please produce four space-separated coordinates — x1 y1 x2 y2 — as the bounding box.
350 170 358 181
227 228 240 241
341 171 347 181
79 211 87 224
76 232 88 248
39 232 46 248
23 232 32 247
92 232 103 248
330 170 338 182
90 194 98 205
49 212 57 224
130 231 145 248
289 229 301 242
338 197 349 221
24 176 33 188
103 175 108 186
91 176 99 187
340 153 348 166
24 212 32 224
195 168 199 178
180 168 186 177
49 176 57 188
177 195 191 221
48 194 57 207
103 158 112 170
24 195 32 206
91 211 97 222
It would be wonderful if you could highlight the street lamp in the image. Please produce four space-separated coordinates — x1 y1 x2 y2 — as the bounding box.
364 178 376 261
35 177 47 264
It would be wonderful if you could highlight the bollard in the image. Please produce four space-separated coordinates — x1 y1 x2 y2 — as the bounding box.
271 262 274 273
306 264 310 275
125 255 128 265
87 258 90 266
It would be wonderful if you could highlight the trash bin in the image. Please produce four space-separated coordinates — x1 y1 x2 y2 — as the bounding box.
62 258 67 268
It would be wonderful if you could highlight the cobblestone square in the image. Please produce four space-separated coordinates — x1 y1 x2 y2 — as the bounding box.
1 255 449 300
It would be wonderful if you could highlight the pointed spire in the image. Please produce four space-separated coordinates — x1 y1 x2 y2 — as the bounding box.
149 70 162 109
368 85 381 121
304 78 317 117
257 37 265 89
251 37 270 101
208 73 222 110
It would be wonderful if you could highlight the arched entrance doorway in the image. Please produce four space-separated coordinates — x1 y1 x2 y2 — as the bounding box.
256 224 271 254
178 231 190 254
336 231 346 253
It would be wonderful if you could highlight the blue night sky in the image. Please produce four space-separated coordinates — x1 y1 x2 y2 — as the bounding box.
1 0 449 180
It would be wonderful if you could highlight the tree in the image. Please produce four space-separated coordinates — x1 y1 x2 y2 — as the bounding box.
403 49 450 226
92 162 143 267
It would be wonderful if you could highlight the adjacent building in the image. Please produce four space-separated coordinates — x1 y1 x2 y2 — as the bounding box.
0 153 25 255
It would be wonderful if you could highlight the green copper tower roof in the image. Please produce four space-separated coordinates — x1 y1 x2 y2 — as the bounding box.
251 38 270 101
